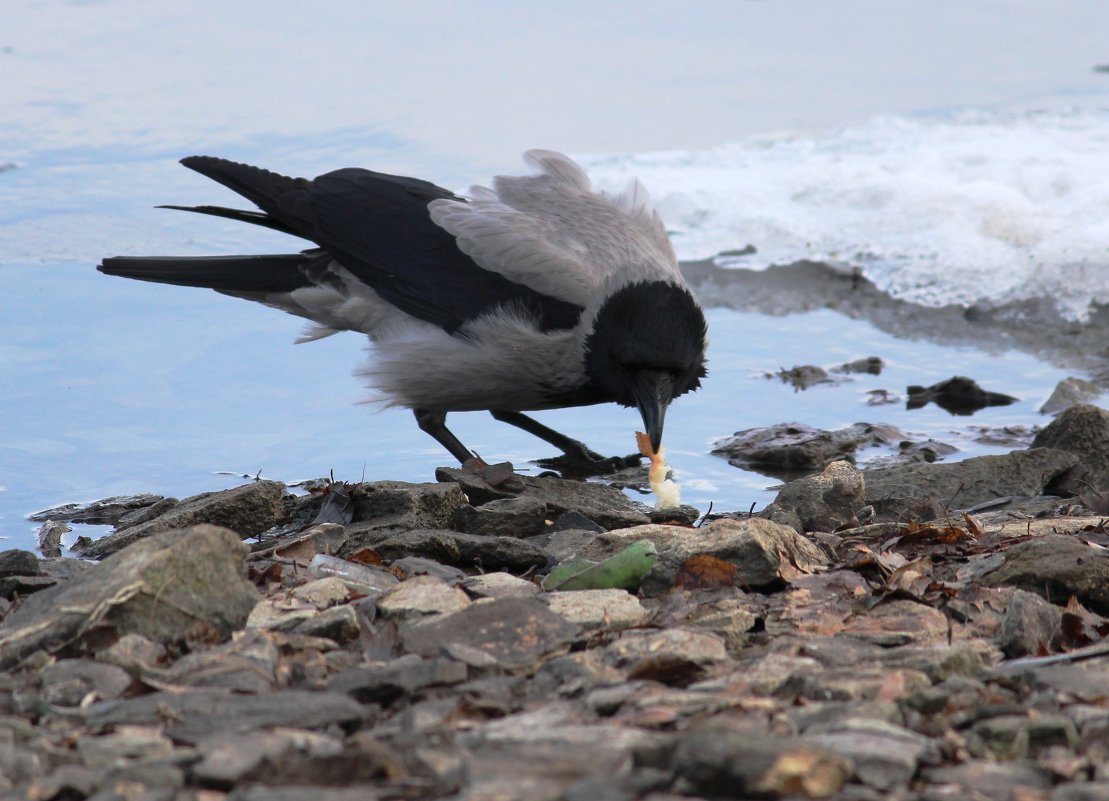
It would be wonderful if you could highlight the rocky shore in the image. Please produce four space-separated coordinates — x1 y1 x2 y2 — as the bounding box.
2 404 1109 800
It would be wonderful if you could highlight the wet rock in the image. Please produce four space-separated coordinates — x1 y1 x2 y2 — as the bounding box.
456 495 548 537
1032 403 1109 490
402 597 578 670
542 589 649 631
376 575 471 622
344 480 465 547
517 476 651 530
36 520 68 557
673 720 851 799
713 421 905 472
862 437 958 467
863 448 1079 515
78 481 286 558
980 533 1109 615
114 496 180 530
997 589 1063 658
834 356 884 375
769 364 839 389
906 375 1018 414
1041 377 1104 415
0 525 259 669
763 460 865 533
0 549 39 578
28 493 167 525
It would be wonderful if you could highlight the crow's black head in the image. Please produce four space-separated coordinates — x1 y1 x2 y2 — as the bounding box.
583 280 708 452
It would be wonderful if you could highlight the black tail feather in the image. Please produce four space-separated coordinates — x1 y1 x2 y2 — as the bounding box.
98 254 311 293
157 204 294 235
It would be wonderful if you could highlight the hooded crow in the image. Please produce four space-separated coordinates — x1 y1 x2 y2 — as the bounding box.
99 151 708 473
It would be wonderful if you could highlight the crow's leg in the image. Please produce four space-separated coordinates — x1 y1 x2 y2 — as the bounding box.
413 408 477 465
489 410 641 473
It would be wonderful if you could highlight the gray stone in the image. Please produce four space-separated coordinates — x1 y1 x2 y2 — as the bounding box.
79 481 286 558
37 557 93 581
345 481 465 546
604 627 727 683
291 604 360 643
376 575 471 622
803 718 932 790
967 714 1078 759
371 528 462 563
863 448 1079 514
0 550 40 578
402 597 578 670
514 476 651 530
0 575 58 599
629 517 829 596
27 493 167 525
462 572 540 599
1041 377 1104 415
1033 403 1109 490
981 533 1109 615
449 531 548 572
673 721 851 799
542 589 649 631
923 762 1051 797
0 525 259 669
39 659 133 706
82 688 364 745
764 460 865 532
330 654 469 704
456 496 549 538
1053 782 1109 801
996 589 1063 658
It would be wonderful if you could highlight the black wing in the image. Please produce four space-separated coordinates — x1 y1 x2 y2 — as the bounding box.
166 157 583 333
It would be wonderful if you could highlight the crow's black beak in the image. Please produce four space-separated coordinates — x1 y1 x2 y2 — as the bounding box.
632 370 671 454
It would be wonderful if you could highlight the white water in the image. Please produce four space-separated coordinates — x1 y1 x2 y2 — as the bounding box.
586 107 1109 320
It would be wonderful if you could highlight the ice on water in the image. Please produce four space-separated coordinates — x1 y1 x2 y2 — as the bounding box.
586 106 1109 321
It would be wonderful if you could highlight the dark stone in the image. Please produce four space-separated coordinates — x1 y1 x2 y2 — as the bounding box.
343 481 465 548
78 481 286 558
980 534 1109 615
27 493 167 525
456 495 548 538
449 532 548 572
906 376 1018 415
0 550 39 579
548 511 605 534
82 689 365 745
0 525 259 669
330 654 468 704
713 421 905 472
863 448 1079 515
402 597 578 670
371 529 461 564
763 460 865 533
1032 403 1109 491
996 589 1062 658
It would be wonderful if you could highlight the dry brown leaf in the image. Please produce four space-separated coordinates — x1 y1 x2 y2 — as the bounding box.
674 555 738 589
